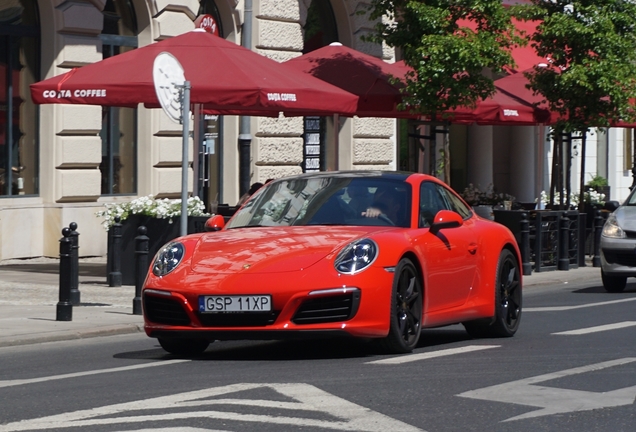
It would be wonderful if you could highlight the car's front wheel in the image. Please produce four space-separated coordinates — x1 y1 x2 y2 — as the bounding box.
158 338 210 356
464 249 521 338
379 258 423 353
601 270 627 293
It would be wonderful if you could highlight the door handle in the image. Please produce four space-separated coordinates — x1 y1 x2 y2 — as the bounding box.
468 243 478 255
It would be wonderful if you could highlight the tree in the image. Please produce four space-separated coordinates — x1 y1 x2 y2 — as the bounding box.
365 1 522 181
514 0 636 210
367 0 522 117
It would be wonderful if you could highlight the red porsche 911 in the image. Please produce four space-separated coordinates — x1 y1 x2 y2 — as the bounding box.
142 171 522 355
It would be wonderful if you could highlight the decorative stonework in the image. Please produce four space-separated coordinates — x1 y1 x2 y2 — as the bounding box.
56 1 103 36
55 105 102 135
253 166 303 183
257 116 304 136
55 136 102 168
254 137 304 164
258 0 301 21
255 48 300 63
55 170 101 202
256 19 303 51
354 117 395 138
353 139 394 164
56 35 102 68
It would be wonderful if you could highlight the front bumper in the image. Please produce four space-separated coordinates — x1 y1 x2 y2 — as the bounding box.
142 266 394 339
600 235 636 277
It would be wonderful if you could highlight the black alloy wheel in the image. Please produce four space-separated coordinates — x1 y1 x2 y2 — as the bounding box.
158 338 211 356
464 249 522 338
380 258 423 353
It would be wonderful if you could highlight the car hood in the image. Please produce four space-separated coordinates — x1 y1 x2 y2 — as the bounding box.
614 205 636 231
190 226 388 274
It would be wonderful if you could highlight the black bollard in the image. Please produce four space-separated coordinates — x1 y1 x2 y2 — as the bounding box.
57 228 73 321
520 212 532 275
108 216 123 287
593 210 603 267
68 222 80 305
558 212 570 271
133 226 149 315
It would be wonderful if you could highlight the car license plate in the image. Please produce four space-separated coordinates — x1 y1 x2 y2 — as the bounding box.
199 295 272 312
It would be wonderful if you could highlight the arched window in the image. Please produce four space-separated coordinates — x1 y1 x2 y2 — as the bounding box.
303 0 338 54
0 0 39 197
99 0 138 195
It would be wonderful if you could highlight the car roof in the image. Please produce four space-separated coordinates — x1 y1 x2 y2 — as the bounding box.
270 170 430 183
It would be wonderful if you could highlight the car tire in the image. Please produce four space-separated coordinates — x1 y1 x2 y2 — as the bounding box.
601 270 627 293
158 338 210 356
379 258 423 354
464 249 522 338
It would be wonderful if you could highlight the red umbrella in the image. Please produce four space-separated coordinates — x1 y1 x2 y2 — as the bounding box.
445 89 551 125
282 43 412 118
29 29 358 116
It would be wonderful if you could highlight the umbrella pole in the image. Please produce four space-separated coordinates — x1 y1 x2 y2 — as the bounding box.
180 81 191 237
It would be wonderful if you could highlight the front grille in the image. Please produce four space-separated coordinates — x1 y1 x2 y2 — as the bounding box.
144 295 191 326
603 250 636 267
292 292 360 325
196 311 280 327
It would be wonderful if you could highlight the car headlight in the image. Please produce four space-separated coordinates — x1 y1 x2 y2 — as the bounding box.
602 214 626 239
334 239 378 274
152 242 185 276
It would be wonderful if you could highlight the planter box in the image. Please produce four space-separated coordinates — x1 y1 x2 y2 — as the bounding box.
107 215 209 286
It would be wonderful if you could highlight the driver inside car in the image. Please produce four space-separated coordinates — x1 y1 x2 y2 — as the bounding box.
362 186 403 225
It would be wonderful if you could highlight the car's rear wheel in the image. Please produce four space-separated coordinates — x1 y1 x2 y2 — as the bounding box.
379 258 423 353
601 270 627 293
158 338 210 355
464 249 521 338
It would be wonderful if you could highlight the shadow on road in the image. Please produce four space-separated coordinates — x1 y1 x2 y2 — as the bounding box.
113 327 473 362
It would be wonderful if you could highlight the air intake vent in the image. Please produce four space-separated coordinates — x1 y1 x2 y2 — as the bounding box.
196 311 279 327
292 292 360 325
144 295 191 326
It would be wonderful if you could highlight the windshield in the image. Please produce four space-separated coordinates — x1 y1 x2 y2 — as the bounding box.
226 176 412 229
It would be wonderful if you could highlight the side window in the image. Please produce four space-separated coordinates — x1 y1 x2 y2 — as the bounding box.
419 182 449 228
438 186 472 219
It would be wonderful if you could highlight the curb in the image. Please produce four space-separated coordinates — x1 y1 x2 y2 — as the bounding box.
0 323 144 348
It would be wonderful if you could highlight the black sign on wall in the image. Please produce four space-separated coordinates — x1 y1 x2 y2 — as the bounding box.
303 116 324 172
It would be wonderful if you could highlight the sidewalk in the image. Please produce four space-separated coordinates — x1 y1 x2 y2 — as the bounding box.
0 256 603 348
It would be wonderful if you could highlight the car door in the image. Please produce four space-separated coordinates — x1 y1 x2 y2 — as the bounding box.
415 181 478 312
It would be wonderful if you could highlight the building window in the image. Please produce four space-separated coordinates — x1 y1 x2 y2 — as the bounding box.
0 0 39 197
303 0 338 54
99 0 138 195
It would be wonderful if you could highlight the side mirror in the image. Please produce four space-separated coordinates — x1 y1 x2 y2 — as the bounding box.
604 200 620 212
430 210 463 234
204 214 225 232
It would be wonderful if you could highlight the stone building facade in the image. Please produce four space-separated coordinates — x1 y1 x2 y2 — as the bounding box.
0 0 397 260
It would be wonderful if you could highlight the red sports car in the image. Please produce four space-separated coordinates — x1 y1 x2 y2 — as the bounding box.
142 171 522 355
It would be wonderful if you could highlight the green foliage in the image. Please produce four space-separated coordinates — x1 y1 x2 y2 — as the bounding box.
513 0 636 133
586 175 608 188
364 0 523 120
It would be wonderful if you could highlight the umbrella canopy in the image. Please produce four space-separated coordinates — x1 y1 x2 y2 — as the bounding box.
29 29 359 116
282 43 411 118
445 88 551 125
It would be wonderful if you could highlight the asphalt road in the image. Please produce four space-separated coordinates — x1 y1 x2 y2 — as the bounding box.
1 277 635 432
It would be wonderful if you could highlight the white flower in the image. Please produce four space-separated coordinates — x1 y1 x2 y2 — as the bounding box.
95 195 210 230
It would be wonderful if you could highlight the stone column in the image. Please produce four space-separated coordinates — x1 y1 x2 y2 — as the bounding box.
509 126 536 202
467 125 493 189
